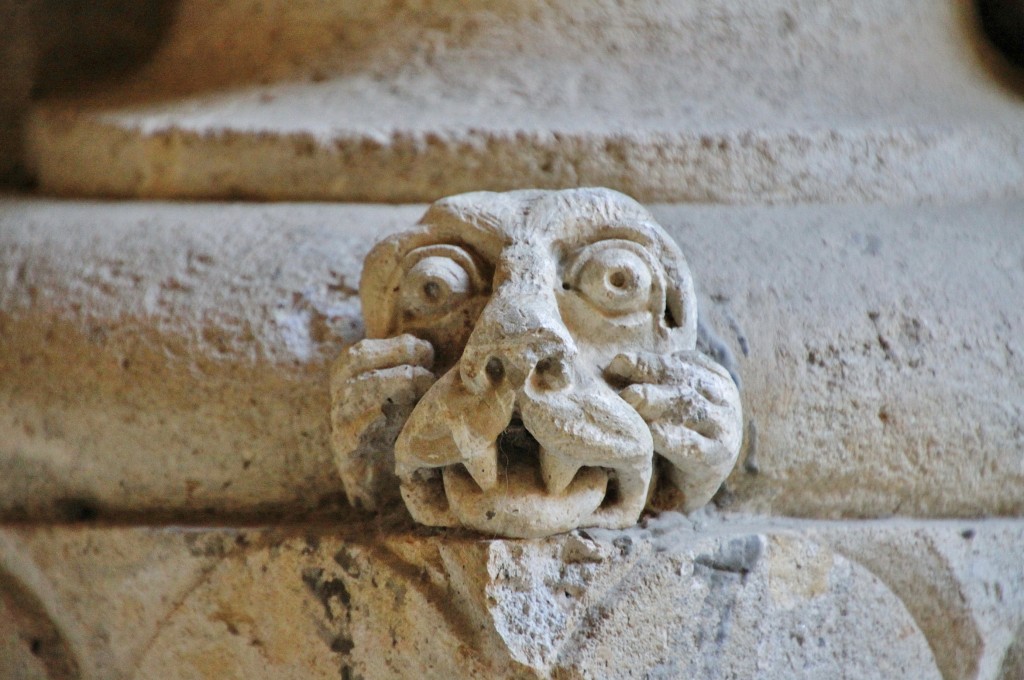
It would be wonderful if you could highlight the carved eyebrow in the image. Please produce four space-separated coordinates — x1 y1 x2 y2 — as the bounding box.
419 196 519 249
555 222 664 258
414 221 507 264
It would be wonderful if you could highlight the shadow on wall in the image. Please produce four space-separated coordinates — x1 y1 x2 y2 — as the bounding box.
976 0 1024 67
0 0 178 187
959 0 1024 98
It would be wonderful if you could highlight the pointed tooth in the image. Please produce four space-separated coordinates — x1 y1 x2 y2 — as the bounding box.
540 449 579 494
449 417 500 492
462 443 498 492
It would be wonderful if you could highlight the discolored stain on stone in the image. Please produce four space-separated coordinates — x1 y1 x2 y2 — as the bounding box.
302 567 351 622
694 535 763 579
333 547 361 578
330 635 355 654
183 533 228 559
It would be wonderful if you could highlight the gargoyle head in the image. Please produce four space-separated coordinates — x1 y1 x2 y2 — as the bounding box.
344 188 740 538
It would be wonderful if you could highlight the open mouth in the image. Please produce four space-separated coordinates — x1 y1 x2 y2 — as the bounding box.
435 416 618 538
495 417 542 474
396 390 650 538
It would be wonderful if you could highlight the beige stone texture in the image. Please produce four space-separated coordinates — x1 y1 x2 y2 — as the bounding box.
23 0 1024 203
811 522 1024 680
0 199 403 520
4 0 1024 675
2 515 1023 679
1 197 1021 521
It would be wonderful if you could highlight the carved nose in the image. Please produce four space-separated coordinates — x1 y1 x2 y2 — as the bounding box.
460 323 576 394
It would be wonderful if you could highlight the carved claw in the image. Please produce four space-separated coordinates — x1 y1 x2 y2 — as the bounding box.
329 334 436 509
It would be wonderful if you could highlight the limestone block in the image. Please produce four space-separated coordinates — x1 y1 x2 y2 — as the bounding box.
331 189 743 537
24 0 1024 203
2 516 1023 679
810 522 1024 680
1 198 1022 519
0 200 423 520
0 527 230 679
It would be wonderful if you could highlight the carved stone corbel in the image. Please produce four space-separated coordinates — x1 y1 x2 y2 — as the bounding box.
331 188 742 538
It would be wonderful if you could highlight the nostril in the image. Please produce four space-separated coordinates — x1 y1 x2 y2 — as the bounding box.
533 356 569 391
485 356 505 383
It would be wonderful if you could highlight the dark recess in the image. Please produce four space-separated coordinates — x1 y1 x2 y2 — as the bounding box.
0 0 178 187
977 0 1024 67
30 0 179 96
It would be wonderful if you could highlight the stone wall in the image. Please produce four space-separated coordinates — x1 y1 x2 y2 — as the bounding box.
2 2 1023 678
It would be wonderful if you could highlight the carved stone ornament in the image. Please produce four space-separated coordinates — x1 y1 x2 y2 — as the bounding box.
330 188 742 538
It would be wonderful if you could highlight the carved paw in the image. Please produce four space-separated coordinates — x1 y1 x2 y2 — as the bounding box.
605 350 743 511
329 334 435 510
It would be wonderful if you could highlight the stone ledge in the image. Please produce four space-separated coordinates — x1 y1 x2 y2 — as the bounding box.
24 0 1024 203
1 515 1021 679
1 198 1022 519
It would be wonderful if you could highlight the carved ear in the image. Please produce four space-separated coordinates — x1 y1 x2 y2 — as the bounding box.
663 251 698 349
359 233 411 339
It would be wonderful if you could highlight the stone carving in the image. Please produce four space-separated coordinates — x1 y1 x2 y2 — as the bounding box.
330 188 742 538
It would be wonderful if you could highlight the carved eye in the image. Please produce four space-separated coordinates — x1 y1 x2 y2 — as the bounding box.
566 240 656 315
398 245 482 318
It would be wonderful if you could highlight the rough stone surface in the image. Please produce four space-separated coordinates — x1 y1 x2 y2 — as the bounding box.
2 515 1022 679
810 522 1024 680
5 2 1022 677
332 189 743 537
0 200 415 520
23 0 1024 203
1 197 1022 520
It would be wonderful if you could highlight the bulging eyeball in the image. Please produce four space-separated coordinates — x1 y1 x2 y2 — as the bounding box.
397 245 484 320
565 240 660 316
402 256 472 314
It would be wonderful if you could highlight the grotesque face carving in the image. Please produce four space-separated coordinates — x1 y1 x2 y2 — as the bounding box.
331 188 742 538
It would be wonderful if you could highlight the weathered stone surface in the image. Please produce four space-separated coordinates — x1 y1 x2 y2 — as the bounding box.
0 200 417 520
2 516 1022 679
4 4 1020 679
0 527 228 679
24 0 1024 203
333 189 743 537
810 522 1024 680
1 198 1022 520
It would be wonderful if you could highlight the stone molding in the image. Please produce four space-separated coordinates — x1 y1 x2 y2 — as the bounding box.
1 198 1021 521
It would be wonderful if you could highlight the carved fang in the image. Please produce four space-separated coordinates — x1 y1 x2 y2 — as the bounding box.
539 449 579 494
461 443 499 492
446 418 497 491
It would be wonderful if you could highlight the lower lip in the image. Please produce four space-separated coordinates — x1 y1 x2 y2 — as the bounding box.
441 458 608 539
